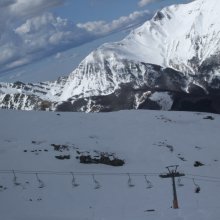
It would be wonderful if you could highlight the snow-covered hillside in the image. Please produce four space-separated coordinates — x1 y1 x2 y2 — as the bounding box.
1 0 220 112
0 109 220 220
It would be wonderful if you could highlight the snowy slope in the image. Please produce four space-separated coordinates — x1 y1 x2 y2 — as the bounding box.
0 77 67 110
1 0 220 112
0 109 220 220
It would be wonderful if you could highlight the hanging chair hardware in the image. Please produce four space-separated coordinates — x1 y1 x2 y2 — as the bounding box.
193 178 201 193
71 172 79 187
35 173 45 189
144 175 153 189
127 173 135 187
12 170 21 186
177 177 184 187
92 174 101 189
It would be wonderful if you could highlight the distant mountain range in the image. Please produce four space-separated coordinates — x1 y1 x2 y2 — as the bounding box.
1 0 220 113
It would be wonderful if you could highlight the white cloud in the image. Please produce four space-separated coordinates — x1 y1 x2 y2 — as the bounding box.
138 0 159 7
6 58 30 69
77 10 151 35
0 0 67 72
0 12 91 72
0 0 153 74
9 0 64 17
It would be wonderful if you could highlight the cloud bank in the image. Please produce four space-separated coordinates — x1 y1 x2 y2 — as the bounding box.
0 0 152 74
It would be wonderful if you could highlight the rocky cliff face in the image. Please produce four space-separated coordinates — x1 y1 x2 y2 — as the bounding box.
1 0 220 113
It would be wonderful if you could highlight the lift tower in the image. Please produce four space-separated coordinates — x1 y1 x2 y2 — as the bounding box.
160 165 185 209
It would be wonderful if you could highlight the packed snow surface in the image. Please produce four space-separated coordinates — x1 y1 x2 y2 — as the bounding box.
0 109 220 220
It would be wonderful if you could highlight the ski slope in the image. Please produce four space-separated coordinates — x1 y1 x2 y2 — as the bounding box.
0 109 220 220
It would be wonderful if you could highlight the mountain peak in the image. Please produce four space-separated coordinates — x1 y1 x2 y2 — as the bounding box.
122 0 220 71
58 0 220 101
1 0 220 113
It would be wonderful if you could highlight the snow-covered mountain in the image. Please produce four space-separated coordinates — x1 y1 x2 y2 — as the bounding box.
1 0 220 112
0 109 220 220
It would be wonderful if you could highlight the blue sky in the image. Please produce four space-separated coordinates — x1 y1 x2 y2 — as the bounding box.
54 0 189 23
0 0 191 82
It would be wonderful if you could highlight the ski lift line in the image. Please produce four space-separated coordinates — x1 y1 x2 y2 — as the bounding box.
182 176 220 183
185 174 220 180
0 170 160 175
1 170 220 181
0 170 160 176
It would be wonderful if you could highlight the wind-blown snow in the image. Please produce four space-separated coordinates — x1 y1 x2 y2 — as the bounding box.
0 109 220 220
